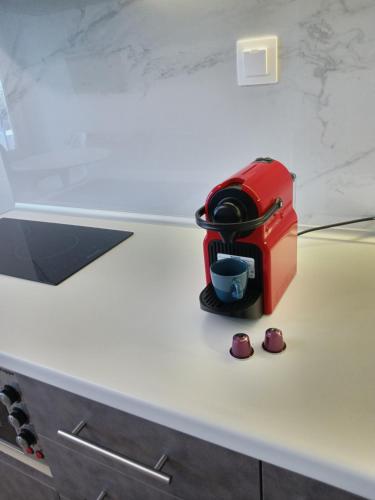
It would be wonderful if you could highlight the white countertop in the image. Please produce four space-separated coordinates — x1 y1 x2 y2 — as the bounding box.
0 209 374 499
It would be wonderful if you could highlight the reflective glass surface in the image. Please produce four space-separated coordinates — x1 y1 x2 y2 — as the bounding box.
0 218 133 285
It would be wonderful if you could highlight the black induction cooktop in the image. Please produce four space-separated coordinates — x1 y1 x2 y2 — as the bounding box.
0 218 133 285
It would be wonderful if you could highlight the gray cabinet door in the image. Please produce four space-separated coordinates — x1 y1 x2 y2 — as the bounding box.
42 437 182 500
262 462 365 500
0 454 58 500
18 374 260 500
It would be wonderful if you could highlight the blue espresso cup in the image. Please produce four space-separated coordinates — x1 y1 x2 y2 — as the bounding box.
210 258 249 303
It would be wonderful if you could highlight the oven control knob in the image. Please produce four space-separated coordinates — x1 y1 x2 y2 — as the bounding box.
16 429 37 451
0 385 21 408
8 408 29 429
35 450 45 460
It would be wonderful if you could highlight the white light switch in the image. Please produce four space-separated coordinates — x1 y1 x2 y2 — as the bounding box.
237 36 278 86
243 49 268 77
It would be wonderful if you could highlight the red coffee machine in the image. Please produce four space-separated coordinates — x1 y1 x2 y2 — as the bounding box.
195 157 297 318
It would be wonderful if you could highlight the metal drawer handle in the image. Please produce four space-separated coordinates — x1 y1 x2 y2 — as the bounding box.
57 421 172 485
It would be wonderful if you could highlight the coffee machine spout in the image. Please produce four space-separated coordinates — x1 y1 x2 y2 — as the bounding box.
219 231 237 244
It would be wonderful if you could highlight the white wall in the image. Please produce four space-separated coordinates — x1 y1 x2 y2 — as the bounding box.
0 0 374 223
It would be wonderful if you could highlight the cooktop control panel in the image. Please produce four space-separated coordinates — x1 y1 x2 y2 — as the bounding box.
0 368 45 461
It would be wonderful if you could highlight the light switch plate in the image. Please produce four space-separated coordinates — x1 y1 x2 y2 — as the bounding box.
237 36 278 86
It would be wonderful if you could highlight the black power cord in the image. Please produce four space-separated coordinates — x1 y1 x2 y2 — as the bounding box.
298 216 375 236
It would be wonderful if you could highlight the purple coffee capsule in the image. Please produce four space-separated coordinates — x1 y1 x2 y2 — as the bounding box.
230 333 254 359
262 328 286 353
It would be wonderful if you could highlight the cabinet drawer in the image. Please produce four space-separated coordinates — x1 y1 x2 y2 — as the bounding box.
42 438 181 500
18 375 260 500
0 453 58 500
262 462 365 500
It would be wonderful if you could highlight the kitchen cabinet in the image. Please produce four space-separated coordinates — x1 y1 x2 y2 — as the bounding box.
0 370 369 499
262 462 364 500
39 437 181 500
18 374 261 500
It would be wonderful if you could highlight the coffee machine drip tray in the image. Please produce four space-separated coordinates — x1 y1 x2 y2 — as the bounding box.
200 284 263 320
0 218 133 285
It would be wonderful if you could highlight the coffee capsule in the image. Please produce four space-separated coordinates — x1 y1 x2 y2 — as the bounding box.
262 328 286 353
230 333 254 359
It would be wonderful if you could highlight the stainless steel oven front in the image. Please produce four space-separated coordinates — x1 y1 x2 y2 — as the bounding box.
0 367 51 476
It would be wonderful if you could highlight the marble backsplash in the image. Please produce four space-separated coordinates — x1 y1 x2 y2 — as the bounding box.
0 0 374 223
